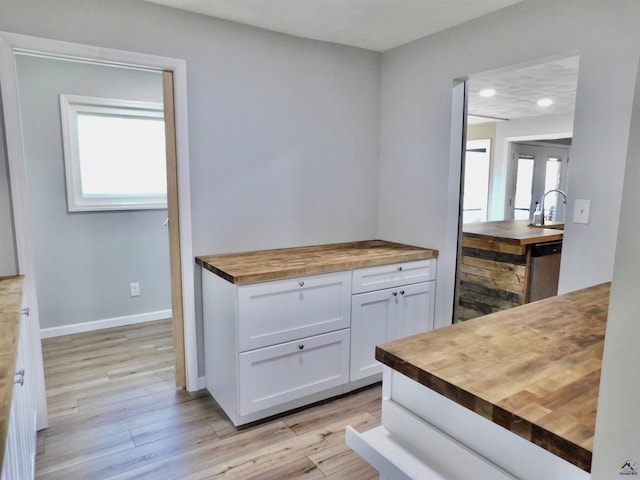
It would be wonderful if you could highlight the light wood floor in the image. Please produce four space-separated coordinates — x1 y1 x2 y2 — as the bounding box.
36 319 382 479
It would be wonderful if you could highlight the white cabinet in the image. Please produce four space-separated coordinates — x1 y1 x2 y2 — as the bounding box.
201 256 437 426
203 270 352 426
350 260 436 382
347 367 590 480
2 310 37 480
238 329 350 415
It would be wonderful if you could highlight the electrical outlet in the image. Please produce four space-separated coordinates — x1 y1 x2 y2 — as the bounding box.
130 282 140 297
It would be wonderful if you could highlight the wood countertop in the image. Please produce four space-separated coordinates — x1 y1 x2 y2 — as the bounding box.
196 240 438 284
376 282 610 472
0 276 25 470
463 219 563 245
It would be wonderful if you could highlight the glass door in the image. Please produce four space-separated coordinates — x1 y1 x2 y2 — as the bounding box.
508 142 570 222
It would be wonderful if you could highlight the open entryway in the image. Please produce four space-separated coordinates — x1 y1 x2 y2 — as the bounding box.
0 32 197 432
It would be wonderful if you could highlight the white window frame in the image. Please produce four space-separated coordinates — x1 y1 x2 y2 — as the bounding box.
59 94 167 212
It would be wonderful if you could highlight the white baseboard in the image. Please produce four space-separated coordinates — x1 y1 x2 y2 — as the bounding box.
40 309 172 338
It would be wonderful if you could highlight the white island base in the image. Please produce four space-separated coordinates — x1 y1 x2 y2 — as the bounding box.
346 367 591 480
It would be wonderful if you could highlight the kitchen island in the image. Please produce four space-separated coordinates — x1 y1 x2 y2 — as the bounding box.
196 240 439 426
458 219 564 321
347 282 608 479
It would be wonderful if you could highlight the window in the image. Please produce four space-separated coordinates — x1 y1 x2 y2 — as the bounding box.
513 155 535 220
462 139 491 223
60 94 167 211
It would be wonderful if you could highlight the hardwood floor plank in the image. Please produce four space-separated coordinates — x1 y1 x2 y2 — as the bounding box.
36 320 381 479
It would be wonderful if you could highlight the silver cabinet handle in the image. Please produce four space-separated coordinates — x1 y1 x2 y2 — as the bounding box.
397 266 403 271
298 344 304 350
22 307 30 317
14 369 25 386
392 292 398 297
299 281 305 287
163 218 169 227
400 290 405 295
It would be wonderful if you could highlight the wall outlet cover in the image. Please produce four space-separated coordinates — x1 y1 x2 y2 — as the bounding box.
129 282 140 297
573 199 591 224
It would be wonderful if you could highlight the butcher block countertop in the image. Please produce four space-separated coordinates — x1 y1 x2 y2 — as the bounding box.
196 240 438 284
377 282 610 472
463 219 563 245
0 276 25 469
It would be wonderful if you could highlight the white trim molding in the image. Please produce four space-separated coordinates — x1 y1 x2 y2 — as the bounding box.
40 310 173 339
0 32 198 414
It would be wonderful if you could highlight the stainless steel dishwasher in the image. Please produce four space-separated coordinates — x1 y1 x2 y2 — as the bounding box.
528 240 562 302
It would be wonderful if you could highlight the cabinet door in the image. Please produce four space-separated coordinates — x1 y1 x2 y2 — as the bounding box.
2 317 37 480
238 329 350 416
238 271 351 351
395 281 435 339
350 288 397 382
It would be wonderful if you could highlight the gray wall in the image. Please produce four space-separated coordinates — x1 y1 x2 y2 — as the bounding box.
378 0 640 329
592 58 640 478
0 0 382 254
0 92 17 277
14 54 171 329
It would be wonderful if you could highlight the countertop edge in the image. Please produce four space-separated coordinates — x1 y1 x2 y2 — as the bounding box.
375 346 592 472
196 240 439 285
463 229 564 246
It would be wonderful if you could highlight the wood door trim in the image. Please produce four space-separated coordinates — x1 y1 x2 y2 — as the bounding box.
163 70 186 388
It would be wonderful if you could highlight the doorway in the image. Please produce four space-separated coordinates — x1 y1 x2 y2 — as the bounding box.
0 32 197 430
14 50 180 390
453 55 579 323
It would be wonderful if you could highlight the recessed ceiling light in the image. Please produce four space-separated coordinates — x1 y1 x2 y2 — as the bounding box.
537 98 553 107
479 88 496 98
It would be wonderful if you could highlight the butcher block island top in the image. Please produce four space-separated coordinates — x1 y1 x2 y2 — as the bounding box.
196 240 438 284
463 219 563 245
376 282 610 473
0 276 25 469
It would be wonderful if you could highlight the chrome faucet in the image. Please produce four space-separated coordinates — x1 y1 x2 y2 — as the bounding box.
540 189 567 225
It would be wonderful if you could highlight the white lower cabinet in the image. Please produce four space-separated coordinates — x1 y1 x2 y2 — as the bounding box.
201 258 436 426
350 260 436 382
347 368 590 480
238 329 350 415
2 313 37 480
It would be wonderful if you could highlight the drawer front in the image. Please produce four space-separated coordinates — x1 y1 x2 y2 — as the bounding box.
238 329 350 416
238 271 351 351
352 259 436 294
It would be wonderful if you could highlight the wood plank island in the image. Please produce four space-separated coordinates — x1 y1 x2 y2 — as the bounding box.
457 219 564 322
359 283 609 478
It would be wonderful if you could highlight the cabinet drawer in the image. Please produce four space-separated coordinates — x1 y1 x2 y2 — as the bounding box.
238 329 350 416
237 271 351 351
352 259 436 294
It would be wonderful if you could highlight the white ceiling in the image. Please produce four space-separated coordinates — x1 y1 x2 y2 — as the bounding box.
143 0 524 52
143 0 577 123
468 56 580 124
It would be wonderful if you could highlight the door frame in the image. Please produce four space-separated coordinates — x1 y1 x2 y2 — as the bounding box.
0 32 198 428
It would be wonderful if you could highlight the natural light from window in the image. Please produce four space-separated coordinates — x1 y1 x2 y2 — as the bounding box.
60 94 167 211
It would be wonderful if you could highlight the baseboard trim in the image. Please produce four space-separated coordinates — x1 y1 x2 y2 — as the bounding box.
40 309 173 338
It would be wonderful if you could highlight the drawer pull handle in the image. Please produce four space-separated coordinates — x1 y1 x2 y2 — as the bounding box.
298 344 304 350
400 290 405 295
397 266 403 271
14 369 25 386
22 307 30 317
299 281 305 287
392 292 398 297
